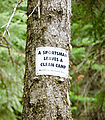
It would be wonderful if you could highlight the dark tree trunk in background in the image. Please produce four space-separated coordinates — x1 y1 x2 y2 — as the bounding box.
22 0 72 119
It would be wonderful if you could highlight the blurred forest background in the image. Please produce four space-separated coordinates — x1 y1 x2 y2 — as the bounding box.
0 0 105 120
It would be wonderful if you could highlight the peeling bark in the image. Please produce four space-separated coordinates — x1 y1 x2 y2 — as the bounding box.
22 0 72 119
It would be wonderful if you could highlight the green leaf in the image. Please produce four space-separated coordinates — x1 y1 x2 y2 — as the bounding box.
91 64 105 71
81 24 93 31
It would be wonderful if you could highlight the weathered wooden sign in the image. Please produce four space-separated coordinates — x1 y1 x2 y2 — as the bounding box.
36 47 69 78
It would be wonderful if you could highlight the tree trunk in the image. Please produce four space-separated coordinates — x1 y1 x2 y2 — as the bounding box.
22 0 72 119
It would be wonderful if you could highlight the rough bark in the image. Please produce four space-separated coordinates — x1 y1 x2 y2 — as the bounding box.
22 0 72 119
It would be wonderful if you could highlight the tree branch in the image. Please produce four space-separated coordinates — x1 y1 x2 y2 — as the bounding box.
3 0 24 36
27 4 38 19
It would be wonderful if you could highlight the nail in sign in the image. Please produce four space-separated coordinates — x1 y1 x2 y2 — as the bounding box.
36 47 69 78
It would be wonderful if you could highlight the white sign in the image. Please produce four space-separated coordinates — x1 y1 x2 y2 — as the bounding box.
36 47 69 78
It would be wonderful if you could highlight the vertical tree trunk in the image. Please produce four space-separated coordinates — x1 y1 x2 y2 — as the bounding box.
22 0 72 119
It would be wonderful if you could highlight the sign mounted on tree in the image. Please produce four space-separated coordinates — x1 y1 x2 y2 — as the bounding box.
36 47 69 78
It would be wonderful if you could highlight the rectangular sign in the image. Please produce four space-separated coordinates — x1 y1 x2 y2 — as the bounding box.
36 47 69 78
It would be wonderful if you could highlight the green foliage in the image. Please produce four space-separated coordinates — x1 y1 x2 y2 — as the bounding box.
71 0 105 119
0 48 24 120
95 89 105 110
0 0 27 120
71 47 86 63
70 91 95 103
91 64 105 71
